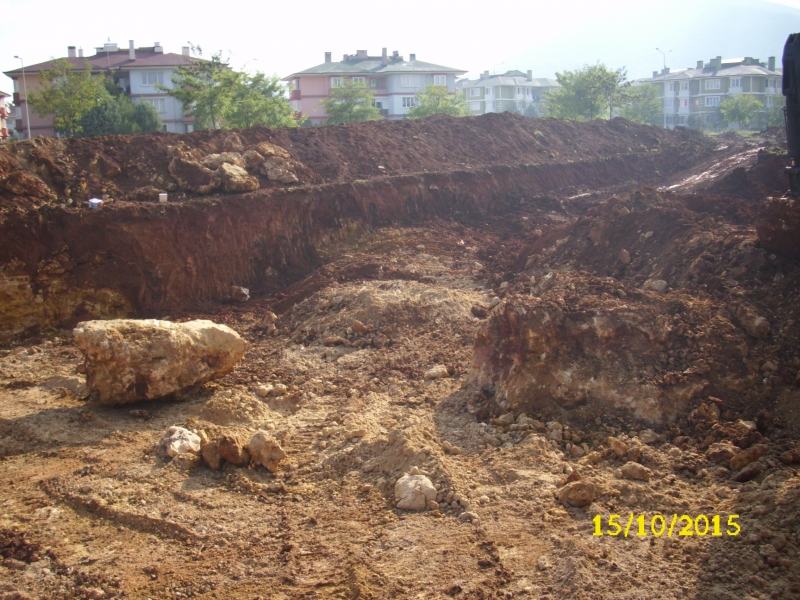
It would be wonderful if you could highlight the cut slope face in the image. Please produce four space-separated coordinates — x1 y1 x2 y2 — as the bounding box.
0 115 716 340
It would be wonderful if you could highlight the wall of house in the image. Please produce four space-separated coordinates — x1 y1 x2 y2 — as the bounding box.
128 68 188 133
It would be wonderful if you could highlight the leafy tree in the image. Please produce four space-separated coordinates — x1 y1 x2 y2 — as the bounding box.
77 94 162 137
544 64 628 121
27 58 109 137
720 94 764 129
523 103 541 118
224 72 304 128
320 80 381 125
160 48 232 130
620 84 661 125
407 84 468 119
132 101 163 132
767 96 786 128
78 96 122 137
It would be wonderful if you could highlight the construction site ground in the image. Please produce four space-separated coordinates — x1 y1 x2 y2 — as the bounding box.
1 116 800 600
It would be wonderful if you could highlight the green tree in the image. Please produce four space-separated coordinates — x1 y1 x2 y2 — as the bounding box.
407 84 468 119
620 84 661 125
320 80 382 125
77 95 162 137
224 72 304 128
544 64 628 121
132 101 163 132
720 94 763 129
27 58 109 137
160 48 232 130
767 96 786 128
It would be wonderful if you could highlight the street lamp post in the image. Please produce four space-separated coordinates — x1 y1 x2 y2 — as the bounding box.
655 48 671 71
13 56 32 139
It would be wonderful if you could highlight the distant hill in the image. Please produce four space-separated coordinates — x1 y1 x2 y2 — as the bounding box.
495 0 798 81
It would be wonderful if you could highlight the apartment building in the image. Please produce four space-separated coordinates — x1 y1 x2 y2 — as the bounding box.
457 70 560 116
3 41 198 138
0 91 11 141
283 49 466 124
639 55 782 129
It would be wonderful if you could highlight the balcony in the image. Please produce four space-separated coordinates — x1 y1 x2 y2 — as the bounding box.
290 89 301 101
13 92 20 105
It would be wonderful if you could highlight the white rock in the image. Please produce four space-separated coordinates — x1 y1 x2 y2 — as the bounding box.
255 384 273 398
538 556 550 570
249 431 287 472
270 383 288 396
394 473 437 510
424 365 450 380
162 426 201 457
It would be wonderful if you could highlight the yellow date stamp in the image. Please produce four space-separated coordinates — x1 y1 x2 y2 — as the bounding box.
592 514 740 538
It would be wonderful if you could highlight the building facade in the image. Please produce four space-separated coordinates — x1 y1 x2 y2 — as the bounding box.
638 55 782 129
457 70 560 116
3 41 197 138
0 91 11 141
283 49 466 125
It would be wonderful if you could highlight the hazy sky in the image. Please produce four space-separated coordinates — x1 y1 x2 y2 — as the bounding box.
1 0 799 93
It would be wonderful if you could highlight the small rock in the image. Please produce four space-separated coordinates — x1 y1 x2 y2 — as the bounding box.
734 304 771 340
618 249 631 265
395 473 437 510
734 464 762 482
324 336 348 347
780 447 800 464
201 441 222 470
538 556 550 570
646 279 668 293
172 452 201 470
255 384 273 398
459 497 471 509
351 319 369 333
459 511 479 522
424 365 450 380
639 429 661 444
707 442 738 463
346 428 367 440
270 383 288 396
471 304 489 319
249 431 287 472
621 461 652 481
557 481 596 507
161 426 201 457
729 444 767 471
607 436 629 458
218 434 250 467
428 500 439 510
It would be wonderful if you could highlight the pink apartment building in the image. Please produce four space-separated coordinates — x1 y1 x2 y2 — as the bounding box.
283 49 466 125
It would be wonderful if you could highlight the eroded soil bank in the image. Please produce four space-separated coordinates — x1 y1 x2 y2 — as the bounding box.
1 116 800 600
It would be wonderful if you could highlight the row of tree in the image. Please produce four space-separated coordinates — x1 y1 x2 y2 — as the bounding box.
24 53 782 138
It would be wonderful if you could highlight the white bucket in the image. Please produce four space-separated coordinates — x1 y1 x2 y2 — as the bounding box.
159 192 168 203
88 198 103 210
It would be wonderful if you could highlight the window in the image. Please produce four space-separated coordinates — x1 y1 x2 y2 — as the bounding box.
485 87 491 95
668 83 675 92
680 82 689 91
400 75 420 87
141 71 164 86
681 99 688 107
402 96 418 108
291 79 299 90
369 78 384 89
705 79 721 90
143 98 166 113
665 115 675 125
730 78 741 88
677 115 687 125
373 100 383 109
434 75 447 86
469 88 480 97
331 77 343 88
526 88 531 95
352 77 365 84
705 96 720 106
470 102 481 111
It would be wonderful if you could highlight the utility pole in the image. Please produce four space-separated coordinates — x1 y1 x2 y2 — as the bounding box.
14 55 32 139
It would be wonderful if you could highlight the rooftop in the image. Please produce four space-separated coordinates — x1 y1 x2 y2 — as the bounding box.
284 50 466 79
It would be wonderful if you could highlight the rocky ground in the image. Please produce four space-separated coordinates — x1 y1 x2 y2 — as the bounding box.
1 118 800 599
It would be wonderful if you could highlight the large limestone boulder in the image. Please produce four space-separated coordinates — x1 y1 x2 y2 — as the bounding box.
0 171 50 198
168 157 221 194
203 152 245 170
253 141 290 159
259 158 298 184
73 319 247 405
217 163 260 193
